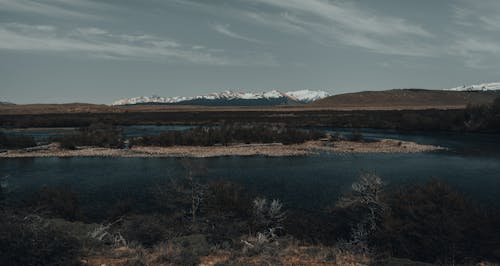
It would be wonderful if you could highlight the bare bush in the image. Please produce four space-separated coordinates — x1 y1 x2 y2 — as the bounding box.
181 160 208 224
88 217 127 248
243 197 287 254
252 197 286 237
150 160 208 226
337 172 386 231
336 172 387 253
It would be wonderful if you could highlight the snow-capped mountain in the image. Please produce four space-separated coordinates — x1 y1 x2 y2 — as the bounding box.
111 89 330 106
446 82 500 91
285 90 330 102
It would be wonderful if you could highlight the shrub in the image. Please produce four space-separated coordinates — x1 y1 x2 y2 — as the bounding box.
57 123 123 149
329 132 344 141
168 234 210 265
206 180 252 217
336 173 386 231
130 124 325 147
0 186 4 209
29 186 82 221
0 175 6 207
348 131 364 142
120 215 168 247
0 132 36 149
0 213 82 266
375 180 500 264
150 160 208 225
150 178 192 213
334 173 387 254
251 197 286 239
492 96 500 114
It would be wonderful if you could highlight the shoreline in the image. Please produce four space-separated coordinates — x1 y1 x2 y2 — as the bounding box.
0 139 445 158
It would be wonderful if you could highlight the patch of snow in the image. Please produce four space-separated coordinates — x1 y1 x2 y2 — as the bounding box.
286 90 331 102
446 82 500 91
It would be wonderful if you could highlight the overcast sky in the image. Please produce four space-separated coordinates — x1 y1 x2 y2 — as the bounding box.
1 0 500 104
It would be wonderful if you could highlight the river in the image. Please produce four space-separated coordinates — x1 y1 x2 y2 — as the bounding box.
1 127 499 221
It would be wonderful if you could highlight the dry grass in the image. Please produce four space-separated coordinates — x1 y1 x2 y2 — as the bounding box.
197 244 371 266
83 243 371 266
0 139 444 158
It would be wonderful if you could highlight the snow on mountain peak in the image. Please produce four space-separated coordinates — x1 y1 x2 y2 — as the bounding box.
446 82 500 91
263 89 286 98
286 89 331 102
111 89 330 106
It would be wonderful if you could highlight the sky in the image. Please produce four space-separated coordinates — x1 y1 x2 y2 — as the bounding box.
1 0 500 104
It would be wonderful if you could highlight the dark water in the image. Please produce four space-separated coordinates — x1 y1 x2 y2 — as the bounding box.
1 129 499 220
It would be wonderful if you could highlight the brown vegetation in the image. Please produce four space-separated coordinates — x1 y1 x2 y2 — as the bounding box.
0 132 36 149
130 125 325 147
56 123 124 149
2 172 500 265
311 89 500 109
2 104 499 133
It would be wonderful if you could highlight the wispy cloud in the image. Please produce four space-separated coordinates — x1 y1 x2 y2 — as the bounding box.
450 37 500 69
252 0 432 37
452 0 500 31
249 0 435 56
0 0 102 19
192 0 436 57
212 23 268 45
449 0 500 68
0 23 276 66
244 12 307 35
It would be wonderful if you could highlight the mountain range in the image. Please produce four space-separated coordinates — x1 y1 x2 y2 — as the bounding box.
111 89 330 106
112 82 500 107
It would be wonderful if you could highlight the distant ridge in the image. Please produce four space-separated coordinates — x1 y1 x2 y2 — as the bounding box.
310 89 500 109
112 89 330 106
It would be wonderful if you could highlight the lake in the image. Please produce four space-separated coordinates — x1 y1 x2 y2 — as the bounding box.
1 128 499 221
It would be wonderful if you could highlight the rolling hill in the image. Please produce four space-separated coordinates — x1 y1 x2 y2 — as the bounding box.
310 89 500 109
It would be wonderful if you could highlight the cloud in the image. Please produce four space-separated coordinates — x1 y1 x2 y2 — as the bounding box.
452 0 500 31
450 37 500 68
212 23 268 45
449 0 500 68
0 0 102 19
203 0 436 57
252 0 432 37
0 23 277 66
244 12 307 34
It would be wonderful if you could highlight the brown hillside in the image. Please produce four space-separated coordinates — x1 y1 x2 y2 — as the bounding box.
310 89 500 109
